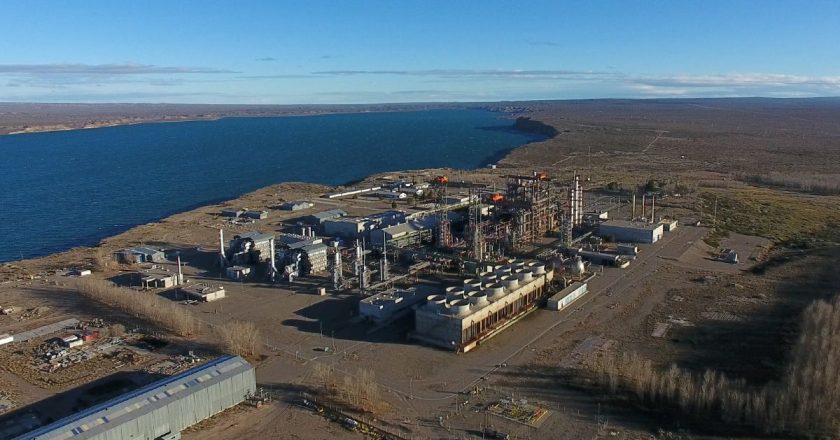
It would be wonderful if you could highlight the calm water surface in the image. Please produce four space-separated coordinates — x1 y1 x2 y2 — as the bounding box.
0 109 542 262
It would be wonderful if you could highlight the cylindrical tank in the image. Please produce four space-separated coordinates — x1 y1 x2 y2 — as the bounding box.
480 272 497 284
446 288 466 301
516 268 534 282
464 278 482 292
485 284 507 300
426 295 446 310
570 256 585 274
529 261 547 275
499 275 519 291
449 299 471 316
469 291 489 307
512 260 526 271
494 266 510 277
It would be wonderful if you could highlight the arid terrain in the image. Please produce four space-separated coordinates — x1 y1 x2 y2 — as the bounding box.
2 98 840 439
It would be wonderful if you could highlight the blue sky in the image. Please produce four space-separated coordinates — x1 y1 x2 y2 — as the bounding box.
1 1 839 104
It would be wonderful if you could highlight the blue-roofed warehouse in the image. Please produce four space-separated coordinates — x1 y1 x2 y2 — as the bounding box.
15 355 256 440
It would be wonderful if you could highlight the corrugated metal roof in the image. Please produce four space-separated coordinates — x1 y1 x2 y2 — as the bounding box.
18 355 252 440
310 209 347 220
129 246 163 256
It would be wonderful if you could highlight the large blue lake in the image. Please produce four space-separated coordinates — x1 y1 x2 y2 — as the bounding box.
0 109 542 262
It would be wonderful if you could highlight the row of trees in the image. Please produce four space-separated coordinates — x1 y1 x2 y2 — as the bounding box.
75 278 197 336
313 364 384 414
590 296 840 437
741 172 840 195
74 278 261 358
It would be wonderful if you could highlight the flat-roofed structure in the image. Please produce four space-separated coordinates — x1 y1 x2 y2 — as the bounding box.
15 355 256 440
547 282 588 311
359 287 421 323
180 283 226 302
413 260 554 353
598 220 664 244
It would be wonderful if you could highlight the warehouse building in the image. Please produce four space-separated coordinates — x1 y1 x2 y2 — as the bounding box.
242 210 268 220
413 260 554 352
305 209 347 225
114 246 166 264
221 208 244 218
598 220 664 244
15 355 256 440
279 201 314 211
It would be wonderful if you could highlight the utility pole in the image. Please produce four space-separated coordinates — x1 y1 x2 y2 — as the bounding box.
713 196 718 229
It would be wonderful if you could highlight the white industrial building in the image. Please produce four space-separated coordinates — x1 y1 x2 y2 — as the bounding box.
372 220 431 248
323 217 373 238
359 287 421 323
598 220 664 244
660 219 678 232
15 355 256 440
279 201 314 211
413 260 554 353
137 270 182 289
547 282 588 311
306 209 347 225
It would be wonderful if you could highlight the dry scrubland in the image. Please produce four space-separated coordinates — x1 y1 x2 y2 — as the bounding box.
592 296 840 437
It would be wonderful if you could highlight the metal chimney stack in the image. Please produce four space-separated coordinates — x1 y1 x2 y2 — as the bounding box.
632 193 636 220
218 229 227 268
651 195 656 224
641 195 646 222
268 237 277 281
176 253 183 285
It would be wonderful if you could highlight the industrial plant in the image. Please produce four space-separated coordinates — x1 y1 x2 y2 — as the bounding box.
202 170 679 353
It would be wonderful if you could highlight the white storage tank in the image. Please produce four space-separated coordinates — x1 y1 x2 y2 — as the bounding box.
449 299 471 316
499 275 519 291
446 288 466 301
480 272 498 284
464 279 482 292
515 268 534 283
468 291 489 307
426 295 446 310
485 284 507 300
529 261 547 275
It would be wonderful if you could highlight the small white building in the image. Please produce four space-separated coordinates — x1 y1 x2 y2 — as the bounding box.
138 270 182 289
243 210 269 220
181 284 226 302
547 282 588 311
599 220 664 244
279 201 314 211
60 334 84 348
359 288 421 323
661 219 678 232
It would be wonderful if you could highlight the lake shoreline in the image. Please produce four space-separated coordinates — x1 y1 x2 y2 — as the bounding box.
0 111 552 267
